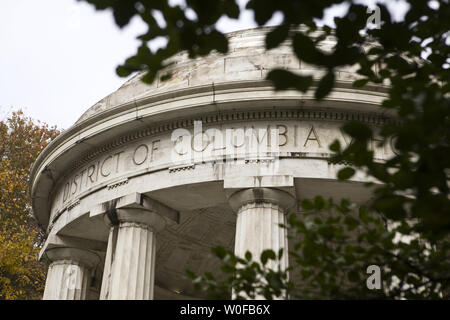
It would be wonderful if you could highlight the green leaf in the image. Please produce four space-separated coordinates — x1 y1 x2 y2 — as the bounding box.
245 251 252 261
261 250 276 265
265 24 290 49
278 248 284 260
211 246 227 259
338 167 355 180
342 122 372 140
293 32 322 64
358 207 371 224
347 270 360 283
315 71 335 100
314 196 325 210
185 269 196 279
267 69 313 92
344 216 359 231
329 140 341 152
116 65 133 78
301 199 315 211
246 0 276 25
208 30 228 53
160 73 172 82
353 78 369 88
111 1 138 28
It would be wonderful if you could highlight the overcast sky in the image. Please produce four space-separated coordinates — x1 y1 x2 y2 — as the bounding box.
0 0 407 129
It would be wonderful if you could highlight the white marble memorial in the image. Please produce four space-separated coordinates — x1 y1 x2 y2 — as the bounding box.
30 27 392 300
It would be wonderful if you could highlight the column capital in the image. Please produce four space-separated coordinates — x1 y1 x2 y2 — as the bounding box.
228 187 296 213
92 193 179 231
114 208 167 232
44 247 101 270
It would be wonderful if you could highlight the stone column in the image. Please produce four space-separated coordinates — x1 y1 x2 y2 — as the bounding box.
42 247 100 300
100 208 166 300
228 188 295 272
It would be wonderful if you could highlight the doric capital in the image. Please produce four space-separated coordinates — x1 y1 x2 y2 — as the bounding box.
228 187 296 213
115 208 166 232
44 247 101 269
96 193 179 232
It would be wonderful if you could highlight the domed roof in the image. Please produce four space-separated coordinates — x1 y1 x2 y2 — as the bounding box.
75 26 359 124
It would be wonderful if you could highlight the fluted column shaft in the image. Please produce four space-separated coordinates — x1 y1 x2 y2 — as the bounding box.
100 208 165 300
107 222 156 299
43 260 90 299
228 188 295 300
235 202 289 271
42 247 100 300
229 188 295 271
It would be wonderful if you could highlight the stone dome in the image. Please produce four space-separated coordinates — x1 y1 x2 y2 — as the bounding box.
75 26 368 125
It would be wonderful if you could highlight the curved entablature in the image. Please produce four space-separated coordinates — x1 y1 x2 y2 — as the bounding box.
30 81 390 230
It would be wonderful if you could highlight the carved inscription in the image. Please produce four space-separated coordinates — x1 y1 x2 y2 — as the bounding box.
57 121 395 208
62 151 123 202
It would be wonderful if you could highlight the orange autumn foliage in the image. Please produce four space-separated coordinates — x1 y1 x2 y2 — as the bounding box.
0 110 59 299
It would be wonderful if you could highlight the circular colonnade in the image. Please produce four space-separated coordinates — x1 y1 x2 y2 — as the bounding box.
30 27 392 299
